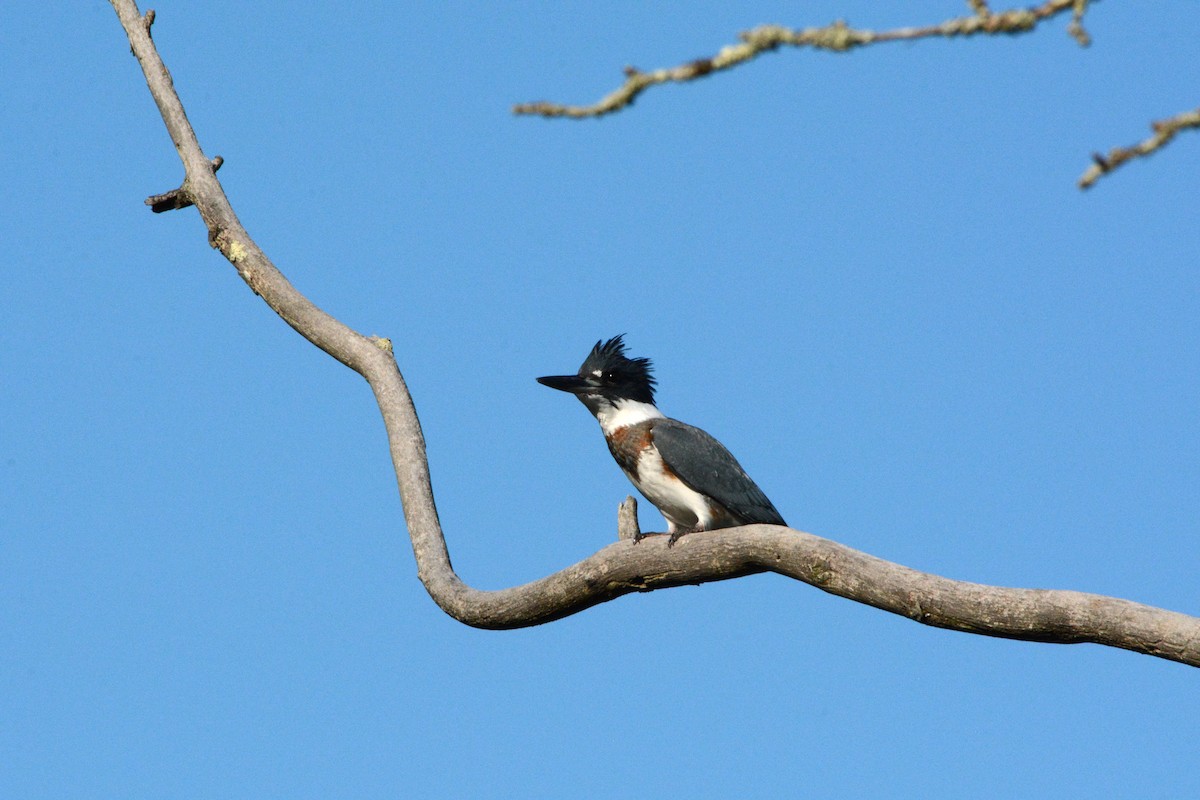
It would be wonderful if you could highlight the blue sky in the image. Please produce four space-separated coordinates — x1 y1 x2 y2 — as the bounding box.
4 2 1199 797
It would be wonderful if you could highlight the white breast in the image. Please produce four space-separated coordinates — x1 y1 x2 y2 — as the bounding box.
625 446 719 534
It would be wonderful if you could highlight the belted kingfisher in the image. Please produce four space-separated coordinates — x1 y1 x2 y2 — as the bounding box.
538 335 786 545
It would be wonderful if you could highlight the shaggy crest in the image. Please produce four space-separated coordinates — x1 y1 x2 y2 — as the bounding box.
578 334 657 405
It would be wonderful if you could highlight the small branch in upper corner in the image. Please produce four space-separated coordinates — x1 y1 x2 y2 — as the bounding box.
1078 106 1200 189
512 0 1091 119
145 156 223 213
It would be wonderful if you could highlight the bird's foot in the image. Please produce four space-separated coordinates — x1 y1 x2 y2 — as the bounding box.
666 526 700 548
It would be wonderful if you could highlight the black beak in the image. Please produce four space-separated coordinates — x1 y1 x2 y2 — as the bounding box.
537 374 593 394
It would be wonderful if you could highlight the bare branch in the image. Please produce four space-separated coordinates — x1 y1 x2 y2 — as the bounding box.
1079 106 1200 189
512 0 1092 119
110 1 1200 667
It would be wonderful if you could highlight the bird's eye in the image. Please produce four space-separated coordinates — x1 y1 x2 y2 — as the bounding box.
602 371 615 383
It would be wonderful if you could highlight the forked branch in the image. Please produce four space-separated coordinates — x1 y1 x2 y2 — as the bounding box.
110 0 1200 666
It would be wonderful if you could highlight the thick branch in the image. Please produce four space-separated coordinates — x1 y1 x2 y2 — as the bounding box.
111 1 1200 667
512 1 1093 119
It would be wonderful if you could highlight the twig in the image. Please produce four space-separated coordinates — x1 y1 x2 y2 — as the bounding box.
1079 106 1200 189
513 0 1093 119
1067 0 1093 46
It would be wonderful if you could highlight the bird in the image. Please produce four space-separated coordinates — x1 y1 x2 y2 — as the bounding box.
537 335 786 546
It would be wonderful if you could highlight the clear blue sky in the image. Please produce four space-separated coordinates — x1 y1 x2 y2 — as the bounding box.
4 2 1199 797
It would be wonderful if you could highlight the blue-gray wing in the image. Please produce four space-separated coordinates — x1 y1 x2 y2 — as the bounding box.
653 418 786 527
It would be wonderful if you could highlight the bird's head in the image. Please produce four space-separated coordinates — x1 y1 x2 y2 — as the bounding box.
537 334 657 417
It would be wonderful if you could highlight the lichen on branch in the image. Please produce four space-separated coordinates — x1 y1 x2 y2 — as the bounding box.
512 1 1094 120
